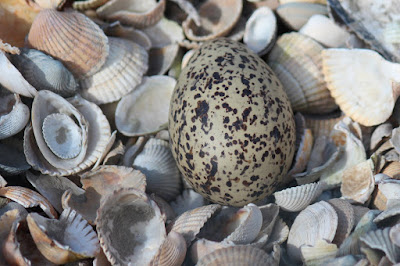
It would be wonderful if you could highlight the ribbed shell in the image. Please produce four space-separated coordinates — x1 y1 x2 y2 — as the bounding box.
196 246 273 266
133 138 181 201
10 48 78 97
267 32 337 114
27 9 109 78
0 93 30 140
150 231 187 266
170 189 207 217
361 227 400 264
73 0 110 10
328 198 355 246
274 182 323 212
80 37 148 105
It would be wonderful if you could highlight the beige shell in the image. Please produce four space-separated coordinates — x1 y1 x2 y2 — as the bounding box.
274 182 323 212
149 231 187 266
102 22 152 50
190 238 235 264
116 76 175 136
27 9 109 78
0 93 30 140
370 123 393 151
79 37 148 105
73 0 110 10
267 32 338 114
27 208 100 264
322 48 400 127
196 246 273 266
304 111 344 140
0 186 57 219
31 0 66 9
301 239 338 264
96 0 166 29
143 18 184 48
24 90 111 176
182 0 243 41
327 198 355 246
0 39 20 54
287 201 338 262
276 2 328 30
361 227 400 264
96 188 166 265
147 43 180 75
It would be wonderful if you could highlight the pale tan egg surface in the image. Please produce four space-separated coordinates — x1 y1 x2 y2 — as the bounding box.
169 38 296 206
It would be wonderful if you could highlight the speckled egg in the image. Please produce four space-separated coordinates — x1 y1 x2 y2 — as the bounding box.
168 38 296 207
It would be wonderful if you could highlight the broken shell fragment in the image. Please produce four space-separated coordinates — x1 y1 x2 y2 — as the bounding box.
0 93 30 140
327 198 354 246
73 0 110 11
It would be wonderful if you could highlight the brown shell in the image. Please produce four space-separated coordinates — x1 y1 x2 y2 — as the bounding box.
27 9 109 78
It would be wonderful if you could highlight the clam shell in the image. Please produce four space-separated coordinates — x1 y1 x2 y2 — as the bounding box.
96 188 166 265
147 43 180 76
322 48 400 126
27 9 109 78
196 246 273 266
32 0 66 9
0 93 30 140
27 208 100 264
73 0 110 11
243 6 277 56
149 194 176 223
255 203 279 242
10 48 78 97
327 198 355 246
267 32 337 114
143 18 184 48
264 218 289 251
300 239 338 264
361 227 400 264
190 238 235 264
182 0 243 41
168 204 221 246
102 22 152 50
287 201 338 262
170 189 207 216
115 76 176 136
274 182 323 212
96 0 166 29
149 231 187 266
79 37 148 105
276 2 328 30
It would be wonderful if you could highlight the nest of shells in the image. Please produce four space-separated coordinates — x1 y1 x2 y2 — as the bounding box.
2 0 400 265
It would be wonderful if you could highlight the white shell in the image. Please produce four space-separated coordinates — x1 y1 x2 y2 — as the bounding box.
0 93 30 140
361 227 400 264
274 182 323 212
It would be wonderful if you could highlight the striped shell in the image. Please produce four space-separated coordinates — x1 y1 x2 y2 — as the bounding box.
0 93 30 140
274 182 323 212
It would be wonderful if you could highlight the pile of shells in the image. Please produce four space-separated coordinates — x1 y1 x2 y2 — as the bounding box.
2 0 400 265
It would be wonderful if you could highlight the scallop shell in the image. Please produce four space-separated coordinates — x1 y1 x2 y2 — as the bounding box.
361 227 400 264
96 0 166 29
287 201 338 262
168 204 221 246
73 0 110 11
327 198 355 246
299 14 350 48
115 76 176 136
243 6 277 56
196 246 273 266
267 32 338 114
149 231 187 266
0 93 30 140
27 9 109 78
274 182 323 212
27 208 100 264
24 90 111 176
79 37 148 105
322 48 400 126
170 189 207 217
182 0 243 42
96 188 166 265
9 48 78 97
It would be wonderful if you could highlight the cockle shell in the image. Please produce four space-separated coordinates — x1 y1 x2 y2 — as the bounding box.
304 111 344 140
147 44 180 76
143 18 184 48
274 182 323 212
322 48 400 126
190 238 236 264
73 0 110 11
182 0 243 41
0 93 30 140
27 9 109 78
96 0 166 29
361 227 400 264
10 48 78 97
102 22 152 50
79 37 148 105
149 231 187 266
170 189 207 217
96 188 166 266
27 208 100 264
327 198 354 245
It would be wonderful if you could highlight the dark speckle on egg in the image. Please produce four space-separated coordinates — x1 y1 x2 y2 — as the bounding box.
168 38 296 207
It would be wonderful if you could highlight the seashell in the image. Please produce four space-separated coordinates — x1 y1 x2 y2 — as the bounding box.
149 231 187 266
147 43 180 76
73 0 110 11
100 138 125 166
0 49 37 97
181 49 195 69
391 127 400 155
115 76 176 137
390 223 400 247
264 217 289 251
276 2 328 31
0 186 57 219
361 247 384 266
322 48 400 126
31 0 66 9
341 159 375 204
27 9 109 78
0 139 31 176
267 32 338 114
143 18 184 48
320 255 358 266
149 194 176 223
373 201 400 225
93 248 111 266
168 0 201 27
280 0 327 4
170 189 207 217
168 204 221 246
0 209 25 265
361 227 400 264
255 203 279 240
0 39 20 54
0 93 30 140
327 198 354 246
102 22 152 50
9 48 78 97
61 188 100 225
27 208 100 264
96 188 166 265
196 246 274 266
299 14 350 47
96 0 166 29
243 6 277 56
370 123 393 151
287 201 338 262
190 238 236 264
24 90 111 176
300 239 338 264
0 173 6 187
304 111 344 140
26 171 85 213
274 182 323 212
79 37 148 105
182 0 243 42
